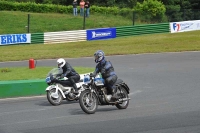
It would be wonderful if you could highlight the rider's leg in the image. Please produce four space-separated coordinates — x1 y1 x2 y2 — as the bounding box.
68 75 80 94
52 78 71 85
105 75 118 101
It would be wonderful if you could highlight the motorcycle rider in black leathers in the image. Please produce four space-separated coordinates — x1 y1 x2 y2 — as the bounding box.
91 50 118 100
56 58 80 94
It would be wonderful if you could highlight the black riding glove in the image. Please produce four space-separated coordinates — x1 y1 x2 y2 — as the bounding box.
60 74 65 79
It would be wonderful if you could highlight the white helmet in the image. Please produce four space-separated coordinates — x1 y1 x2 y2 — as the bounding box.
57 58 66 68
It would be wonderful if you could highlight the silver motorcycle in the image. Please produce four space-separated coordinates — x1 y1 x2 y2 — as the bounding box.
45 68 85 106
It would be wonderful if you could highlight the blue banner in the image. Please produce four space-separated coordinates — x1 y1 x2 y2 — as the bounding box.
87 28 116 41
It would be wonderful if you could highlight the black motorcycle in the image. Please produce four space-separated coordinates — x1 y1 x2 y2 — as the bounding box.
79 74 130 114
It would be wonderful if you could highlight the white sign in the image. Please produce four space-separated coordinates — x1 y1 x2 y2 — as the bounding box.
92 31 112 38
0 34 31 45
170 20 200 33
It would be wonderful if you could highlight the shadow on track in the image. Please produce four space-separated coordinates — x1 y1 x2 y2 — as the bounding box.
69 106 119 115
35 100 79 106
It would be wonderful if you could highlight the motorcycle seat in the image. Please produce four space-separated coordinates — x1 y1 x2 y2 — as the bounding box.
113 79 123 86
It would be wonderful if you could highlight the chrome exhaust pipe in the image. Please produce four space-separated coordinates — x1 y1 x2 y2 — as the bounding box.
118 98 131 102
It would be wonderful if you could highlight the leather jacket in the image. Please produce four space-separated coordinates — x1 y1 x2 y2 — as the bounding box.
61 62 79 78
93 59 117 79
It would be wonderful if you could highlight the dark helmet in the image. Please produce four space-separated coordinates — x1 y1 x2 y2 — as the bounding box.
94 50 105 63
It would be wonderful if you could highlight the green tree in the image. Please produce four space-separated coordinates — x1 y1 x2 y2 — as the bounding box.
162 0 199 21
135 0 166 23
189 0 200 20
161 0 182 22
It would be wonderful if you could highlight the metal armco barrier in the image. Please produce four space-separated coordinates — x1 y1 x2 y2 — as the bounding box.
44 30 87 44
116 23 170 37
31 33 44 44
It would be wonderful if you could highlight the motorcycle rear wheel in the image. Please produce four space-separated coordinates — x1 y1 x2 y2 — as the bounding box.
79 90 98 114
47 88 63 106
116 86 129 109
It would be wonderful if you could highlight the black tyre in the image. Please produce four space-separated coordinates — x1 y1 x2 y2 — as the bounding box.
79 90 98 114
116 86 129 109
47 88 63 106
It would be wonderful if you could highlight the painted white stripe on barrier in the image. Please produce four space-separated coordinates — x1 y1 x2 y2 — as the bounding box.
44 30 87 44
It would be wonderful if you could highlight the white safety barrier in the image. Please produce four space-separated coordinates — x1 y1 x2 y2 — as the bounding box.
44 30 87 44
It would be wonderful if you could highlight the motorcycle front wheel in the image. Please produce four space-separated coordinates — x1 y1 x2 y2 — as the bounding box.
47 88 63 106
79 90 98 114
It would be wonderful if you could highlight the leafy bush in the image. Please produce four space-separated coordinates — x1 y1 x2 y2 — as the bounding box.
0 1 167 22
119 8 134 19
135 0 166 23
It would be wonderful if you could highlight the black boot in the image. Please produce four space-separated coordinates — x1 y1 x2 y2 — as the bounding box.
68 77 79 95
110 87 117 102
73 84 79 95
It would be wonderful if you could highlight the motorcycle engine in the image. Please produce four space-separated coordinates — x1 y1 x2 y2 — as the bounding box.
101 87 108 94
98 87 109 104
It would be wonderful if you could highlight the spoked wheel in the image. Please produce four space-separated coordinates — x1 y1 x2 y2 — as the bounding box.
116 86 129 109
47 88 63 106
79 90 98 114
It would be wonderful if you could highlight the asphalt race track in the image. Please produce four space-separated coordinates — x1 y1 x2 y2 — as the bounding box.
1 52 200 133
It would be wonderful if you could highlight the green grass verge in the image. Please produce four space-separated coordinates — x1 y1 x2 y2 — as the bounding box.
0 67 94 81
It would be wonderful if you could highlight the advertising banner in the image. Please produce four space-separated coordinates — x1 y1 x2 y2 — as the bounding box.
87 28 116 41
0 34 31 45
170 20 200 33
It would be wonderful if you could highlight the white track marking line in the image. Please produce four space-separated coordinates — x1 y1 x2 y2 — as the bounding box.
0 95 45 101
0 120 40 126
0 107 55 116
129 90 142 96
135 102 169 108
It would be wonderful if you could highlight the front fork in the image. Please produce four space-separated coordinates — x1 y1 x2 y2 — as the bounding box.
46 84 66 99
